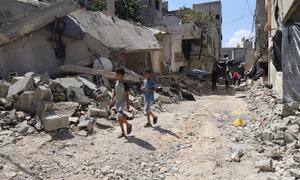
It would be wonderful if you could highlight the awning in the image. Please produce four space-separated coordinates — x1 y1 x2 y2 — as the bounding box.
70 9 160 53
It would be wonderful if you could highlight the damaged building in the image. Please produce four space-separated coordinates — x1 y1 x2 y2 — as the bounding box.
0 0 160 79
258 0 300 102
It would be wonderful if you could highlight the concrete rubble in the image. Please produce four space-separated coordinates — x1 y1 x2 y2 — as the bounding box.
242 81 300 178
0 71 198 147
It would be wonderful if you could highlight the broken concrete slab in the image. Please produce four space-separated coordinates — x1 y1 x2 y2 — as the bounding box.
15 121 35 135
95 118 113 129
275 103 299 117
52 77 83 89
66 86 90 106
7 73 34 97
53 102 79 117
155 93 172 104
42 113 69 132
88 108 108 118
77 76 97 91
69 117 79 124
78 116 94 131
77 130 88 137
15 86 53 115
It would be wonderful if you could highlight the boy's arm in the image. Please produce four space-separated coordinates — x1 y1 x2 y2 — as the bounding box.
124 83 130 110
125 91 130 110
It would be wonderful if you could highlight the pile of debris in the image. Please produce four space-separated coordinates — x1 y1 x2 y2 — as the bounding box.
0 70 197 147
245 81 300 178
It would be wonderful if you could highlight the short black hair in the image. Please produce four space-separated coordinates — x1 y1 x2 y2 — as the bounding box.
144 69 151 74
116 67 125 76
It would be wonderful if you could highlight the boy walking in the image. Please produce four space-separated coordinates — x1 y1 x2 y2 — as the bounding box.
110 68 132 138
141 69 158 127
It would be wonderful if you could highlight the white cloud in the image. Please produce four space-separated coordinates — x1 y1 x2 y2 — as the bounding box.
225 29 251 47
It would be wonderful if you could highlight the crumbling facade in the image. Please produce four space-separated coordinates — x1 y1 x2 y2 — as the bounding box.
0 0 160 79
263 0 300 101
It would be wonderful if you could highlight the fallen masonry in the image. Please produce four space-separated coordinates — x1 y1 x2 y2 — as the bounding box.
245 81 300 178
0 71 197 147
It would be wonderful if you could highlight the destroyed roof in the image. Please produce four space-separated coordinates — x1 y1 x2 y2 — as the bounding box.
70 9 160 52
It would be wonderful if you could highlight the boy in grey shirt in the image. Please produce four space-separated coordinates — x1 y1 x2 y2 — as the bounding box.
110 68 132 138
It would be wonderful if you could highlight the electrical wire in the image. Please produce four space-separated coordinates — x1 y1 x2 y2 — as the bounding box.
245 0 254 17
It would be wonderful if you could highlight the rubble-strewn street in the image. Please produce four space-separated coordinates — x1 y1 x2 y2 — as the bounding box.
0 85 272 180
2 79 300 180
1 0 300 179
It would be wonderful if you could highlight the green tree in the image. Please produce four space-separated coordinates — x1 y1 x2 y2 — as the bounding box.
115 0 142 22
176 7 209 31
87 0 107 11
176 7 210 61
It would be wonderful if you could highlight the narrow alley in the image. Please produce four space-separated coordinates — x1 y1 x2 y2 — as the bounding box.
0 0 300 180
0 87 273 180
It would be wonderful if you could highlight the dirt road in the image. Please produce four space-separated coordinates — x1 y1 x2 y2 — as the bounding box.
0 90 274 180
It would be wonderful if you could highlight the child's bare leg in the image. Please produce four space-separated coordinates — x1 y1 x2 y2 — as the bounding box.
146 112 151 123
149 111 156 118
120 116 132 135
149 111 158 124
117 118 125 138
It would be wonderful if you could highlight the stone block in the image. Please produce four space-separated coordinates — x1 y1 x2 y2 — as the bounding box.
78 117 94 131
155 93 171 104
69 117 79 124
7 73 34 97
66 87 90 106
42 114 69 132
15 86 53 115
275 103 298 117
95 118 113 129
88 108 108 118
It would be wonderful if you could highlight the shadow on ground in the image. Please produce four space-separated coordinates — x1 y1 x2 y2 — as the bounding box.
49 129 74 141
125 136 156 151
152 126 180 139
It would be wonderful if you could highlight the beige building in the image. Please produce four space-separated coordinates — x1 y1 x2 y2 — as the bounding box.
193 1 222 65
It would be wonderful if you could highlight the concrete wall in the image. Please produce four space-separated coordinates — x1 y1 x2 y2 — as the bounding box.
0 28 95 79
269 62 283 97
244 49 255 71
139 0 163 26
161 15 181 27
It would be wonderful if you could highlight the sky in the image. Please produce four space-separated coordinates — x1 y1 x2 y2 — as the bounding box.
168 0 256 48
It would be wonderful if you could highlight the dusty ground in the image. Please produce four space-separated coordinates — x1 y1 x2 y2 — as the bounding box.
0 88 275 180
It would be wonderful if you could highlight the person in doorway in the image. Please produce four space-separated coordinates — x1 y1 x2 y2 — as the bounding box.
211 65 218 92
141 69 158 127
110 68 132 138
